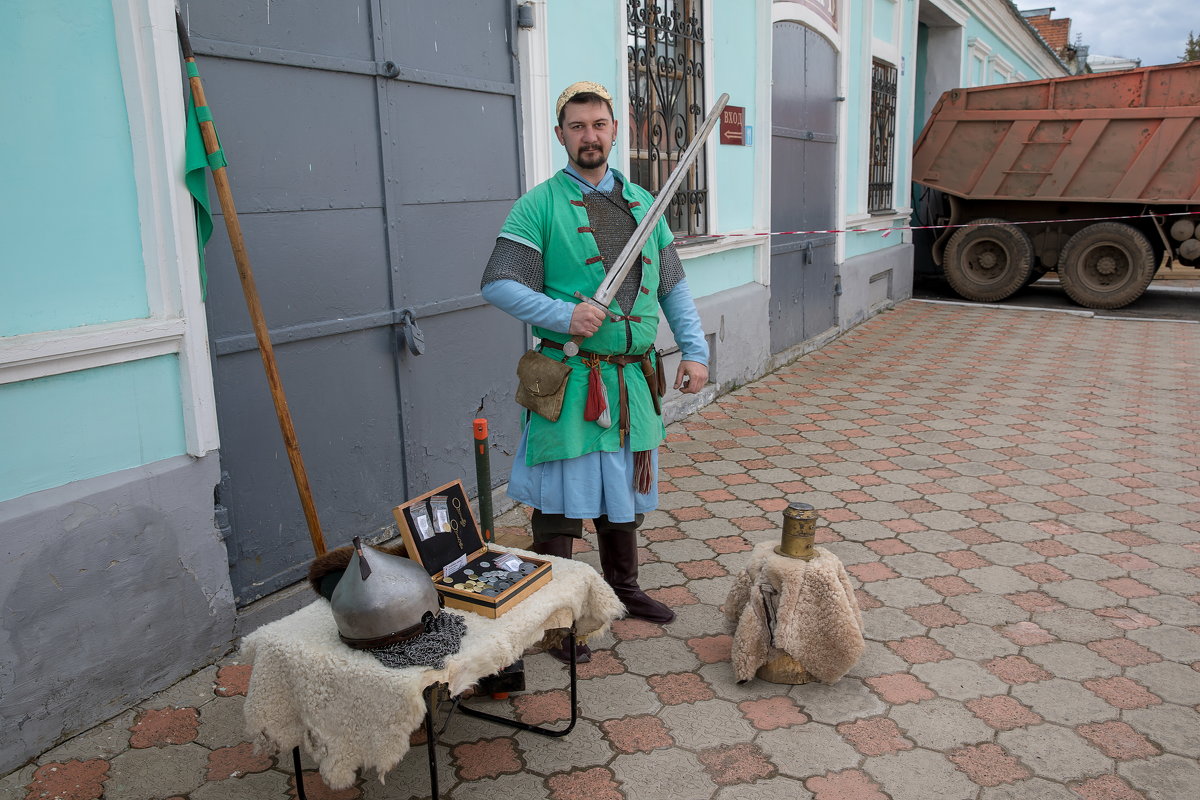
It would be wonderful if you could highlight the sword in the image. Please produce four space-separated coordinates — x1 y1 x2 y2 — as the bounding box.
562 92 730 358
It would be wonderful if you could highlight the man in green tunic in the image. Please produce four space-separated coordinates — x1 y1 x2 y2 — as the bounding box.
482 82 709 660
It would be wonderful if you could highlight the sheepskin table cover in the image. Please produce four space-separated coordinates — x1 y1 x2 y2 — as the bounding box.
241 548 623 790
725 542 865 684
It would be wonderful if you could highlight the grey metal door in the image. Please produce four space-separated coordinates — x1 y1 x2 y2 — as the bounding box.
770 22 838 353
190 1 526 604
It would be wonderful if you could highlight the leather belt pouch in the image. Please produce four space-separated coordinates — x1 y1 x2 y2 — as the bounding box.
515 349 571 422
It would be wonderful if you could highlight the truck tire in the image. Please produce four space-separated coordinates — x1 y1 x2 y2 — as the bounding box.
942 218 1034 302
1058 222 1155 309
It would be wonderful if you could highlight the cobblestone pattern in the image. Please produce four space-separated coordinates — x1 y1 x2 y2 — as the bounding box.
7 302 1199 799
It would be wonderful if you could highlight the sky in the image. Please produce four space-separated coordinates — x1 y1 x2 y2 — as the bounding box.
1026 0 1194 67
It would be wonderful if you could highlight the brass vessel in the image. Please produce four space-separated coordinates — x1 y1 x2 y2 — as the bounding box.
775 502 818 560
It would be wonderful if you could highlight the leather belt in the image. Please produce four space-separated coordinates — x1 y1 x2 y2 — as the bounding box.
539 338 648 366
539 339 662 442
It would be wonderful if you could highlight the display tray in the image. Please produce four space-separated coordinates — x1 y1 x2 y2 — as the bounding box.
394 479 552 618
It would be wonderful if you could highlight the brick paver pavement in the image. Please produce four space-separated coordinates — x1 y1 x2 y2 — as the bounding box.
5 301 1199 799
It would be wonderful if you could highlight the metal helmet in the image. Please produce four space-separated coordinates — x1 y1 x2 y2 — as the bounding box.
330 538 442 649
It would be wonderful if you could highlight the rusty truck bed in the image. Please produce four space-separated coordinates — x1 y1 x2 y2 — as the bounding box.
913 62 1200 205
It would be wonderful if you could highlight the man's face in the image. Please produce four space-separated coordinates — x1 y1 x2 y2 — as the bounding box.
555 99 619 172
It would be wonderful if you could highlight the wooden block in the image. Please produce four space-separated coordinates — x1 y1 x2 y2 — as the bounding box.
755 650 813 685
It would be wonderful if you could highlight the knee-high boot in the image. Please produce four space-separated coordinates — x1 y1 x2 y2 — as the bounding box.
530 536 592 663
597 529 675 624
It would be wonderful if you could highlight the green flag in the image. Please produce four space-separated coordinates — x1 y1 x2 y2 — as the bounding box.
183 83 225 301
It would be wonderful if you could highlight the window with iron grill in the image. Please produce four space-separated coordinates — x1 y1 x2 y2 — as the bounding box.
868 60 898 213
626 0 709 236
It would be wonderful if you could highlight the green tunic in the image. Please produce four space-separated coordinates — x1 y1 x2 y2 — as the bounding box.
499 170 673 466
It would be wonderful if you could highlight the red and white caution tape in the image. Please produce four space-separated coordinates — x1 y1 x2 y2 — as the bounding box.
677 208 1200 241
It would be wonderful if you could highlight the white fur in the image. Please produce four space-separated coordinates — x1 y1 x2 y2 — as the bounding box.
241 548 622 789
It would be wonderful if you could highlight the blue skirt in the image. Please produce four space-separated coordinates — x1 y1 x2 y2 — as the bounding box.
507 426 659 523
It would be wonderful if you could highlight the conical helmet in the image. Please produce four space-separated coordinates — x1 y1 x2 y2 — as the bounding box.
330 538 442 649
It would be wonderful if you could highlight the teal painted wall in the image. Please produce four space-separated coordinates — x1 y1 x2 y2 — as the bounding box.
546 4 623 159
0 356 187 503
894 0 916 195
844 227 904 258
683 246 757 299
709 0 757 235
873 0 896 43
1 0 149 337
1 2 191 502
914 23 930 138
546 1 762 300
964 16 1044 80
844 9 869 216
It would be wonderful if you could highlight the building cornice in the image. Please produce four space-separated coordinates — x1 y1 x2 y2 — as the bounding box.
958 0 1068 77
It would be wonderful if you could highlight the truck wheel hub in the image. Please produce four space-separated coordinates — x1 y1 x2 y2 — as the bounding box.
1095 254 1119 275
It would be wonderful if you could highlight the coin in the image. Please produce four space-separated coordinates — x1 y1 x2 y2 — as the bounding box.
464 569 475 576
497 581 511 590
482 588 499 597
480 562 491 568
442 578 454 584
519 563 536 575
453 583 466 590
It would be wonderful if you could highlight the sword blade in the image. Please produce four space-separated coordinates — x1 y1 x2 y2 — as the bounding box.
591 92 730 307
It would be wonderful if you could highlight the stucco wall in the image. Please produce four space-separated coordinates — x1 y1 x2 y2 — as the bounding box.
839 242 915 331
0 454 235 773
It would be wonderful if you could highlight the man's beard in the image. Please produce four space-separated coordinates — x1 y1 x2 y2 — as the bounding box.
574 145 607 169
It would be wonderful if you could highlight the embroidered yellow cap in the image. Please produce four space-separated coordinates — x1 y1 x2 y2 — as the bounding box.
555 81 614 119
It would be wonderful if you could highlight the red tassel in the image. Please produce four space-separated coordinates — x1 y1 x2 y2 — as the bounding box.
584 362 605 421
634 449 654 494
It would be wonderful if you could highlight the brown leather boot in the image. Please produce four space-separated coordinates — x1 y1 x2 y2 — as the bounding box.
597 529 675 624
531 535 592 663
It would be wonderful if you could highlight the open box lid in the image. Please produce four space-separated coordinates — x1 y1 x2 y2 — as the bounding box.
393 479 486 579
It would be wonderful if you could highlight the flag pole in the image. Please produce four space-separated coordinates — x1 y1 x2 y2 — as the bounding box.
175 11 327 557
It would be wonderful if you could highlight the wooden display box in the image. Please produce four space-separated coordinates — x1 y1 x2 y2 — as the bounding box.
394 480 551 618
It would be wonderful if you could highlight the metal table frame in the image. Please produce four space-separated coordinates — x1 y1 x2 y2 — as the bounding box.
291 628 579 800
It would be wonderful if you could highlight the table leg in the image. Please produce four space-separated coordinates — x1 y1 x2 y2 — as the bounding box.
456 628 579 737
291 747 307 800
424 683 440 799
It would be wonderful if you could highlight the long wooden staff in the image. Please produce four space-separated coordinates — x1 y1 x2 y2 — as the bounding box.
176 12 327 556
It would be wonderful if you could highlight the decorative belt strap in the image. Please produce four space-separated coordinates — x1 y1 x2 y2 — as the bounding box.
539 338 650 367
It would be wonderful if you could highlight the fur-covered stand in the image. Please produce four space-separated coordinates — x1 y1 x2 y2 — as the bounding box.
725 542 864 684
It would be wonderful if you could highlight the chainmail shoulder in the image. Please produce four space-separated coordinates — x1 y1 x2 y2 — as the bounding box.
368 611 467 670
583 182 643 313
658 243 685 298
481 237 545 291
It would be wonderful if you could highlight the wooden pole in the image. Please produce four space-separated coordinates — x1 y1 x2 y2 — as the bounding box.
176 12 327 556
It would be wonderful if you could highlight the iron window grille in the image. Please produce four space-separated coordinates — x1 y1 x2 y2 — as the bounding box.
627 0 709 237
868 60 898 213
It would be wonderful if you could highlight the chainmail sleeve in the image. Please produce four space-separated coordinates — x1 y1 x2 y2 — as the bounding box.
481 237 545 291
658 243 686 298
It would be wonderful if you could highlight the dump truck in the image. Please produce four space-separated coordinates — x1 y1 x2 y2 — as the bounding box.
912 62 1200 309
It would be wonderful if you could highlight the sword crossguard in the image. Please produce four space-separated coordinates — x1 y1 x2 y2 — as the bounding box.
573 292 619 320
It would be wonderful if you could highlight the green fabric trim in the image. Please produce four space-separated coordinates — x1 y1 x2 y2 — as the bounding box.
500 170 670 466
186 62 199 78
195 105 213 123
206 149 227 170
184 96 217 300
